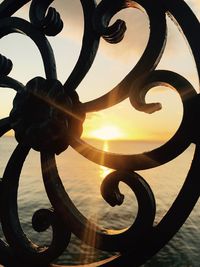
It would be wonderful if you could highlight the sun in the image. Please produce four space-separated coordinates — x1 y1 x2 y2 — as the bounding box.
90 125 122 140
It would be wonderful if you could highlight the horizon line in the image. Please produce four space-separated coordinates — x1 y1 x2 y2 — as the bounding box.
3 133 167 143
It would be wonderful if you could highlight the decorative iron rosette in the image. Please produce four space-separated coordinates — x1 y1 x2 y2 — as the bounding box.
0 0 200 266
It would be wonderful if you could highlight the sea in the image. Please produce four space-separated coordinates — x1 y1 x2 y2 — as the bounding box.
0 136 199 267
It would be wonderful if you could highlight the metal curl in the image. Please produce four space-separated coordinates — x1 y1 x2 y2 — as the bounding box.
29 0 63 36
102 19 127 44
107 145 200 267
129 69 195 113
32 208 53 232
41 153 155 253
43 7 63 36
0 54 12 76
70 70 196 171
100 171 156 235
0 17 57 79
0 144 71 266
93 0 127 44
82 0 167 112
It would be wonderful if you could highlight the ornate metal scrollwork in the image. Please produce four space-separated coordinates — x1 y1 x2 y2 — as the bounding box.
0 0 200 266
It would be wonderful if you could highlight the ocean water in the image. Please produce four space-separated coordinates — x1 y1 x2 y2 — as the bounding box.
0 136 200 266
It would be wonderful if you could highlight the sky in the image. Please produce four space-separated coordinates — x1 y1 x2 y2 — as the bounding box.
0 0 200 141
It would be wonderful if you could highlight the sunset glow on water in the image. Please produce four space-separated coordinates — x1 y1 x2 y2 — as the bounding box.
0 136 199 265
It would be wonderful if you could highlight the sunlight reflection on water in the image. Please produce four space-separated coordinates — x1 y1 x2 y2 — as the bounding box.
99 141 112 181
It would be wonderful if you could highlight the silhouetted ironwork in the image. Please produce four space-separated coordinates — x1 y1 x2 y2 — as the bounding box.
0 0 200 266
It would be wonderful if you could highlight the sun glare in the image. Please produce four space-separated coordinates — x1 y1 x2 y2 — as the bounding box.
90 126 122 140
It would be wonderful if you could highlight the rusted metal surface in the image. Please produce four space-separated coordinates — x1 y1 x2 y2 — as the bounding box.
0 0 200 266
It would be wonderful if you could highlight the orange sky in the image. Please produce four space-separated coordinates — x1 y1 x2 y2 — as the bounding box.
0 0 199 141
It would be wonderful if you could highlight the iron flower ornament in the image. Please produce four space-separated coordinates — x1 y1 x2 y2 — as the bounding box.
0 0 200 266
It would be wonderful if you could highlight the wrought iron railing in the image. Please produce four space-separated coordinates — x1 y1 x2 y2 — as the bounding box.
0 0 200 266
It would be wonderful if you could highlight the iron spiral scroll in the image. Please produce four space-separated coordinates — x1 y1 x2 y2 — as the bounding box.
0 0 200 266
